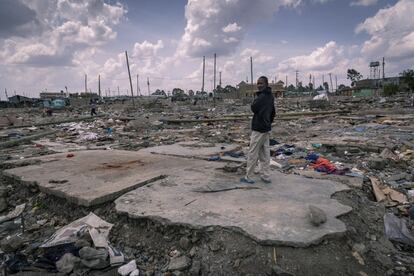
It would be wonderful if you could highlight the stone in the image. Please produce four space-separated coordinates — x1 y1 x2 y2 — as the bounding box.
168 256 191 271
189 260 201 276
0 186 8 197
368 158 387 170
179 237 190 250
271 265 296 276
56 253 80 274
352 243 366 254
79 247 109 269
308 205 327 226
1 234 25 252
0 198 7 212
189 247 198 257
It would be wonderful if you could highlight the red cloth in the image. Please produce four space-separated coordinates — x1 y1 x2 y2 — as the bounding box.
310 157 336 172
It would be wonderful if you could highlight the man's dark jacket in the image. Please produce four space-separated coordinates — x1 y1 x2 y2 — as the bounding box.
251 87 275 133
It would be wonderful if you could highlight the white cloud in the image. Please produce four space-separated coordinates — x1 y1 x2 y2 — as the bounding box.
178 0 302 57
277 41 344 72
133 40 164 57
356 0 414 62
0 0 125 67
222 23 242 33
350 0 377 7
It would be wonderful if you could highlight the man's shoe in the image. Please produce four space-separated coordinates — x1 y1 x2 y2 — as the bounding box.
260 176 271 183
240 176 255 184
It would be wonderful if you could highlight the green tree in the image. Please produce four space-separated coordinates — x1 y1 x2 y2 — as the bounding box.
383 83 399 96
347 69 363 87
400 69 414 93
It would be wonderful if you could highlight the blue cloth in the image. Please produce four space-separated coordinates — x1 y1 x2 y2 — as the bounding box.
305 153 319 161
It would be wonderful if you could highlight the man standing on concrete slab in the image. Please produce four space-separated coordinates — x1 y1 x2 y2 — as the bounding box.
241 76 275 184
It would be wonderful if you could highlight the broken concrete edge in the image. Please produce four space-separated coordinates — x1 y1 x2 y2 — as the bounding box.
1 114 105 130
115 204 353 248
0 130 58 149
2 171 167 207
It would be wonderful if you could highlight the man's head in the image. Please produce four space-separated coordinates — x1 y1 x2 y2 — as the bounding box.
257 76 268 92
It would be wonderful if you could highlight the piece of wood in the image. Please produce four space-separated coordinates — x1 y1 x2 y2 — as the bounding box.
193 186 260 193
369 177 386 202
382 187 407 204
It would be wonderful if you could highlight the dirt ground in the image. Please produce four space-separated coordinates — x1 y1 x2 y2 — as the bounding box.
1 95 414 275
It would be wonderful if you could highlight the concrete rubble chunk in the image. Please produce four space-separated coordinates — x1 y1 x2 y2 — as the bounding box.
168 255 192 271
308 205 327 227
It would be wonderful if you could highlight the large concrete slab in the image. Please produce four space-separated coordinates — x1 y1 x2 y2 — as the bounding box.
3 150 205 206
139 141 241 158
115 166 352 246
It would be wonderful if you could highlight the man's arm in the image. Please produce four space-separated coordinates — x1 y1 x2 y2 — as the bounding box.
251 94 263 113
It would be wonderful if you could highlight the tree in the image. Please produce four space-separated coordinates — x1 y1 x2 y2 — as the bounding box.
338 84 346 91
172 88 184 96
287 84 295 91
347 69 363 87
323 82 329 91
400 69 414 93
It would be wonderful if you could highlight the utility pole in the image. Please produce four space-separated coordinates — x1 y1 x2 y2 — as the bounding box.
382 57 385 79
98 75 101 98
285 75 288 88
329 73 333 93
136 74 140 96
85 74 87 93
4 88 9 100
117 86 120 97
213 53 216 106
219 71 222 87
295 70 299 88
250 56 253 94
312 76 315 90
335 75 338 92
322 74 325 85
124 50 135 107
201 56 205 93
147 77 150 95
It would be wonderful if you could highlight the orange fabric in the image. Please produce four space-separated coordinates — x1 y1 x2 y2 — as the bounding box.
310 157 336 171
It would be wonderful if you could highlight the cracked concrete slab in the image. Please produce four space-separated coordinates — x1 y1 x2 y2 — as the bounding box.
115 165 352 246
3 150 208 206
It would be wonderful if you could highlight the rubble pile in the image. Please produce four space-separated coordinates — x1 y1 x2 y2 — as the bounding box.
0 95 413 275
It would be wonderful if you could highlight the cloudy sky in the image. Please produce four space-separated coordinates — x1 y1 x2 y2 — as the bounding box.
1 0 413 98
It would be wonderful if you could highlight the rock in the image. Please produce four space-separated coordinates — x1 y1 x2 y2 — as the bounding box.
0 186 8 197
56 253 80 274
0 234 25 252
168 256 191 271
368 158 386 170
233 259 241 268
208 241 221 252
79 247 109 269
189 260 201 276
179 237 190 250
189 246 198 257
271 265 296 276
0 198 7 212
118 260 137 276
308 205 327 226
352 243 366 254
75 238 92 248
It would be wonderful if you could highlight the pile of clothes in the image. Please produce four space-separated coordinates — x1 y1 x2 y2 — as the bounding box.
305 153 349 175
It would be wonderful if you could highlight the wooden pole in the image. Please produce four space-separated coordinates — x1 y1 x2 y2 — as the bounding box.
98 74 101 97
85 74 87 93
201 56 205 93
125 51 135 107
250 57 253 93
117 86 120 97
213 53 216 106
329 73 333 93
147 77 150 95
